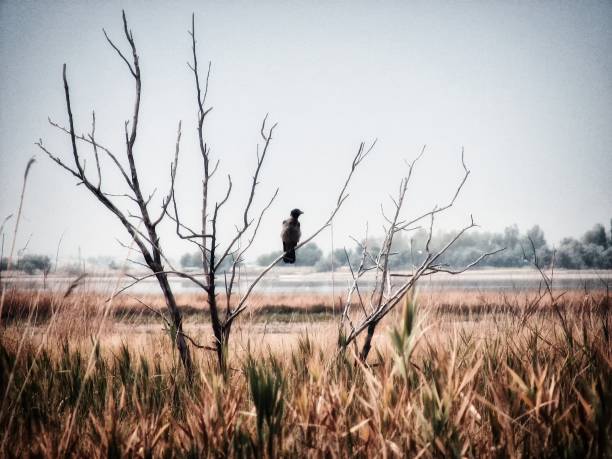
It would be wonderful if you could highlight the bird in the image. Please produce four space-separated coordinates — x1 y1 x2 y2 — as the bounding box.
281 208 303 263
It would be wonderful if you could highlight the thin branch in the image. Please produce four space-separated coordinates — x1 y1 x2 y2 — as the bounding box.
103 192 139 203
103 29 136 77
223 188 279 315
424 248 505 275
153 121 182 227
48 118 134 189
108 270 209 299
90 111 102 189
216 116 277 269
36 140 80 178
397 147 470 232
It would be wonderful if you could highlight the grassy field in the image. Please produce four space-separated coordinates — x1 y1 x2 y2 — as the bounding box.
0 285 610 457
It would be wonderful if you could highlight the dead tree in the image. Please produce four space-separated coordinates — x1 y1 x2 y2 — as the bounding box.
339 148 504 361
36 11 197 375
163 15 374 373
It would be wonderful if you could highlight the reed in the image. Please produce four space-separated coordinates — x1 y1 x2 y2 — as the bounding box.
0 286 610 457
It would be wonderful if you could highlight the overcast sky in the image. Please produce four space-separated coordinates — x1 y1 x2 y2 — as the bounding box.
1 0 611 263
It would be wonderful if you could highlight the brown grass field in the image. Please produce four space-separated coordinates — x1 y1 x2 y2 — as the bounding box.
0 285 610 458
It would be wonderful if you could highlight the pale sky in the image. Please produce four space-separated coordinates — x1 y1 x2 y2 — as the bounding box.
1 0 611 263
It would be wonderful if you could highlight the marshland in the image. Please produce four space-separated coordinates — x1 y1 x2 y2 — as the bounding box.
1 269 611 457
2 2 612 458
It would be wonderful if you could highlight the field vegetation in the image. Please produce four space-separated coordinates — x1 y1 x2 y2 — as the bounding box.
1 285 610 457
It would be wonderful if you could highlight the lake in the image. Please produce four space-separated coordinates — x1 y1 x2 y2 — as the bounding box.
2 267 610 295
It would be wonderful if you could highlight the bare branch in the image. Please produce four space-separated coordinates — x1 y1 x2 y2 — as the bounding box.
424 208 436 254
127 258 150 270
342 242 370 321
102 192 139 203
424 248 505 275
62 65 85 178
129 296 216 351
108 270 209 299
36 140 81 179
217 175 233 213
397 147 470 232
103 28 136 77
90 111 102 189
226 141 374 324
153 121 182 227
48 117 134 189
189 15 216 278
180 331 216 351
223 188 279 314
216 116 277 269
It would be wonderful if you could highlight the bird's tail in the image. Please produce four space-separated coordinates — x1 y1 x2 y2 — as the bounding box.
283 247 296 264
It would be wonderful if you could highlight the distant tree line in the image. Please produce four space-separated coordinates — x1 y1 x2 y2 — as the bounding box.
0 255 51 274
254 220 612 270
3 221 609 275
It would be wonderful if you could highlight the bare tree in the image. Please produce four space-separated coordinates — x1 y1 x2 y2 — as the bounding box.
162 15 374 373
339 148 504 361
36 11 196 374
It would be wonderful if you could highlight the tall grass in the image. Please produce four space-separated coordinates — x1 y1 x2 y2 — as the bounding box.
0 288 610 457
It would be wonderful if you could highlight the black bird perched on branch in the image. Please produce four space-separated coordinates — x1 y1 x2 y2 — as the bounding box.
281 208 303 263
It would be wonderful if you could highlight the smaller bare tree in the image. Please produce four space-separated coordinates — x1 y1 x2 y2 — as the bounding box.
338 148 503 361
172 16 375 372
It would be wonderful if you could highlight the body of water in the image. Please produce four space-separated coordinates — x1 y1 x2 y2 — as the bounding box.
2 267 611 295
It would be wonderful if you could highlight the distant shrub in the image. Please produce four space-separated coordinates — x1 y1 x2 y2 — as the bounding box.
556 238 583 269
256 243 323 267
315 248 352 272
180 251 232 271
602 247 612 269
180 252 201 268
582 223 608 249
256 251 282 266
295 243 323 266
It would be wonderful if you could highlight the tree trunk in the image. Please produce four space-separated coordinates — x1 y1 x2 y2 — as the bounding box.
156 271 192 377
207 275 227 374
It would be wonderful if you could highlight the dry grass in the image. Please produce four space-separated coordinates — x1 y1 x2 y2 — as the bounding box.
0 286 610 457
1 286 604 322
